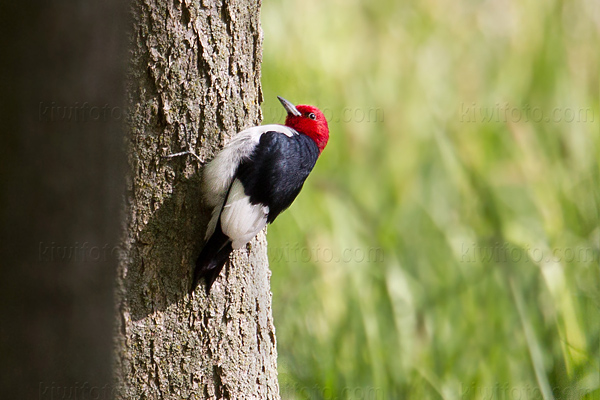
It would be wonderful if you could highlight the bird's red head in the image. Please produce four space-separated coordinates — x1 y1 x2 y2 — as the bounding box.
278 96 329 153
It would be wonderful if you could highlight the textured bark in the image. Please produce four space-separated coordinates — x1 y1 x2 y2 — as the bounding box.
114 0 280 399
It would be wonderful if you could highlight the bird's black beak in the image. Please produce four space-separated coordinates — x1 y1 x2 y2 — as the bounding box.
278 96 302 117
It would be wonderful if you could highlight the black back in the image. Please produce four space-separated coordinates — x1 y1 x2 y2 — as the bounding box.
236 131 320 223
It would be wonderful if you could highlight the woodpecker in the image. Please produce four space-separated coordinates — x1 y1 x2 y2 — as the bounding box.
192 96 329 293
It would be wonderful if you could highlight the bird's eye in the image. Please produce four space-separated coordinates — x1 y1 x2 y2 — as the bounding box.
308 113 316 120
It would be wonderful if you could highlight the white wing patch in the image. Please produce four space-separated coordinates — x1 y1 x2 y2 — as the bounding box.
219 179 269 249
202 124 297 240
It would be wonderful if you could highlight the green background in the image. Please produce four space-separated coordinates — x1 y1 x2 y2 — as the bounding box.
260 0 599 399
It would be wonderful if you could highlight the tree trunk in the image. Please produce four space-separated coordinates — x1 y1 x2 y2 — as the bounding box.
0 1 127 399
114 0 280 399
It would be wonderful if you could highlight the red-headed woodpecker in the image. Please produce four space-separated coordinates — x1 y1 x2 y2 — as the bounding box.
192 96 329 293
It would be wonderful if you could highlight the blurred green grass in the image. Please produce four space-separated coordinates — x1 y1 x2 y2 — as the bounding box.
260 0 599 398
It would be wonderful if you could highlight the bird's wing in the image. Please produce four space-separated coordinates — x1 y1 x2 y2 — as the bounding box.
202 125 297 241
236 130 320 223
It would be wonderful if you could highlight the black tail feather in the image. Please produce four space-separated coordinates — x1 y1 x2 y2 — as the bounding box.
192 223 233 294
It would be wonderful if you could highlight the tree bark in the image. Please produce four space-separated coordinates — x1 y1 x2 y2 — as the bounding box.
114 0 280 399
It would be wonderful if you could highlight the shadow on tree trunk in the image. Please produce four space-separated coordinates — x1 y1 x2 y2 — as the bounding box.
125 168 207 322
